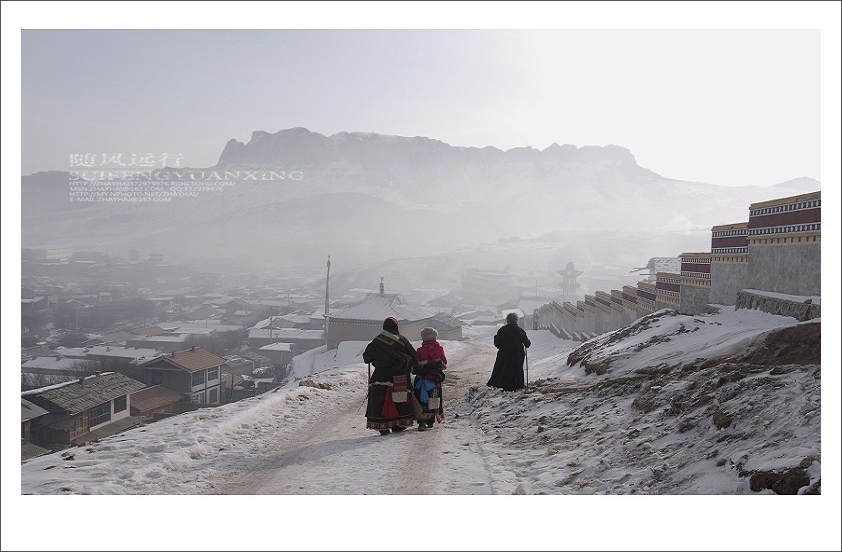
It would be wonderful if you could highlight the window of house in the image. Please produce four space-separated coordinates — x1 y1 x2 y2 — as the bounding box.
207 367 219 381
150 372 163 385
192 371 205 386
208 388 218 404
114 395 127 413
89 402 111 427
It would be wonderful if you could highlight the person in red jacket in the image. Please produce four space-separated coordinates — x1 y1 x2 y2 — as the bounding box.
413 326 447 430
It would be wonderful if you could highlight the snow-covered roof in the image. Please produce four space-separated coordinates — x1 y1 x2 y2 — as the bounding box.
279 313 314 324
259 343 295 352
330 293 435 322
164 327 217 336
158 321 243 332
21 357 82 370
248 328 324 341
21 398 49 422
21 372 145 412
84 345 162 361
126 335 187 344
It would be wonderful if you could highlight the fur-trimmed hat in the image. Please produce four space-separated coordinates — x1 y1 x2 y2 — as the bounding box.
420 327 438 340
383 317 399 333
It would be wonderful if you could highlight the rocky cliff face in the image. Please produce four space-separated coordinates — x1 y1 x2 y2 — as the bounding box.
215 128 655 183
21 128 820 281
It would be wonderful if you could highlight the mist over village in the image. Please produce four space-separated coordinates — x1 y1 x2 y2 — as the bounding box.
6 7 841 552
15 127 829 517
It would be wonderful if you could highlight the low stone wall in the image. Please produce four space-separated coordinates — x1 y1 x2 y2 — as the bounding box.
535 287 819 343
735 289 821 321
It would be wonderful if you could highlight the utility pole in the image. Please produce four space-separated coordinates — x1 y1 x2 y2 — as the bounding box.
324 255 331 339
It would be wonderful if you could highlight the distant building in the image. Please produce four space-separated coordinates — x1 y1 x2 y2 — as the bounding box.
630 257 681 282
22 372 145 446
258 342 297 368
135 346 227 407
621 285 639 326
247 328 324 351
533 190 821 341
125 334 189 352
427 313 463 341
655 272 681 311
746 191 820 296
636 280 657 316
557 261 583 299
20 356 96 391
678 252 712 315
710 222 749 305
325 280 438 348
130 385 183 418
21 398 49 443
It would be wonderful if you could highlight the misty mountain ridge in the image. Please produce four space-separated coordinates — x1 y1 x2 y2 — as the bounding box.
22 128 820 288
217 127 648 177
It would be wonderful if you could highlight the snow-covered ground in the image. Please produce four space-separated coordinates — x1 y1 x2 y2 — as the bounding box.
9 307 839 551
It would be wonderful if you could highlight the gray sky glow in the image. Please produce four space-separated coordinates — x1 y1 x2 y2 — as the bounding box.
6 3 838 188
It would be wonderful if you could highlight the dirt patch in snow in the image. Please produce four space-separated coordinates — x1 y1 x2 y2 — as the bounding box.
731 322 820 366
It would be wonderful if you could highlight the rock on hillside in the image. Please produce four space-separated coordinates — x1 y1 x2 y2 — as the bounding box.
463 308 821 494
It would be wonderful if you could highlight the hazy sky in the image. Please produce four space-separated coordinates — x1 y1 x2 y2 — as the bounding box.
5 2 839 188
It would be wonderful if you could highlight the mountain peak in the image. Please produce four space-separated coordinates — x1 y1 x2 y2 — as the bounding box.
215 128 651 173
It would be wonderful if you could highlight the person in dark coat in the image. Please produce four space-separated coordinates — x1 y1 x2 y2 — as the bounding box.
362 317 419 435
486 312 531 391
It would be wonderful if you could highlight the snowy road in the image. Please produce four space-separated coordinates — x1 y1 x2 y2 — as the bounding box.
215 339 500 495
17 312 830 551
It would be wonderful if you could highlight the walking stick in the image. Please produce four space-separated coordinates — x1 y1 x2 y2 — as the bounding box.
524 346 529 388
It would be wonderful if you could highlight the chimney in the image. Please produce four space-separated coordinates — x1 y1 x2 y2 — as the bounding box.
191 345 195 351
171 351 176 357
379 276 384 295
